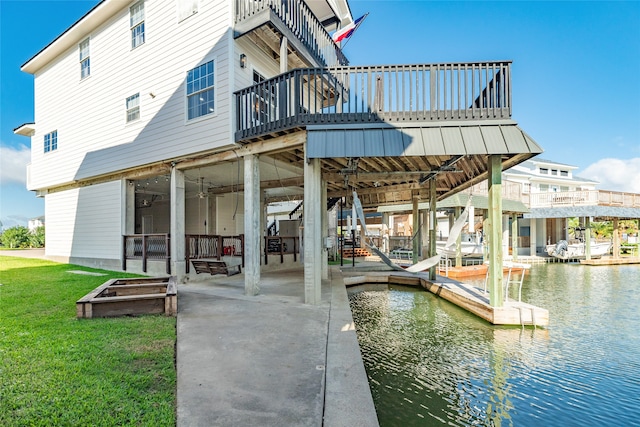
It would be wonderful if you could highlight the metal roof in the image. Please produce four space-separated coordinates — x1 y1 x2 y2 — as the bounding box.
306 122 542 158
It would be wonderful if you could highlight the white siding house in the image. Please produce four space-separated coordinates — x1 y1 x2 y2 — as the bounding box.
17 0 545 302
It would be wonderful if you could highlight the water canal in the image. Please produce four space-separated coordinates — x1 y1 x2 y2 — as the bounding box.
348 263 640 426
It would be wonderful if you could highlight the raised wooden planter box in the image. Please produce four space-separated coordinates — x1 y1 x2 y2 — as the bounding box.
76 276 177 319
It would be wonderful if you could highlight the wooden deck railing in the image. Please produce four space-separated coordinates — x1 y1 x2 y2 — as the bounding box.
122 234 171 274
185 234 245 273
235 0 348 67
235 62 512 141
528 190 640 208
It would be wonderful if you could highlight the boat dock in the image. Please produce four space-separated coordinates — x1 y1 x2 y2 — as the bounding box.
343 270 549 328
580 257 640 266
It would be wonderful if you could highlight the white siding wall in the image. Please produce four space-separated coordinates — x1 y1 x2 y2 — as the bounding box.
215 193 244 234
45 181 122 259
30 0 233 190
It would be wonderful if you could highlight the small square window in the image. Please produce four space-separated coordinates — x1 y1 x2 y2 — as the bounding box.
130 2 145 49
539 168 548 175
79 38 90 79
44 130 58 153
126 93 140 122
560 170 568 177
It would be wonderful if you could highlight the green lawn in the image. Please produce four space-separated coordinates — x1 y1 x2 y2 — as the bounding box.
0 256 176 426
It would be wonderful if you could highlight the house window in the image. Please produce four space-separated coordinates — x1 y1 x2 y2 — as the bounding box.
44 130 57 153
560 186 569 192
539 168 548 175
539 184 549 192
130 1 145 49
186 60 214 120
252 70 275 124
551 169 558 176
560 170 568 177
523 183 531 193
126 93 140 122
79 38 90 79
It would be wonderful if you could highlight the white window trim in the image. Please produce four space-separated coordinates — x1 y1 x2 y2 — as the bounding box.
126 93 141 123
185 58 217 124
79 38 90 80
44 130 58 153
130 1 145 50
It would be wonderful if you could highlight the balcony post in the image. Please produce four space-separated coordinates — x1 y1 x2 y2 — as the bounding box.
455 206 463 267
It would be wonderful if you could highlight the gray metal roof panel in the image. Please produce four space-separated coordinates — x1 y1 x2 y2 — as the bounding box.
345 129 364 158
382 128 405 156
441 127 466 155
501 125 530 153
400 127 426 156
307 124 542 158
421 128 447 155
480 126 508 153
459 126 486 155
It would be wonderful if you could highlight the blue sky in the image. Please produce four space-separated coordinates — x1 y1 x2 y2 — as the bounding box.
1 0 639 228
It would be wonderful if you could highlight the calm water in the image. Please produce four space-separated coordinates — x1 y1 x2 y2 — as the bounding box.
348 264 640 427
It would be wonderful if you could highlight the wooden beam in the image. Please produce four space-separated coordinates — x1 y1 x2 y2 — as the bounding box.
208 176 304 195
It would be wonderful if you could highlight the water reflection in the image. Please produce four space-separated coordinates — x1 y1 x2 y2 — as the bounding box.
348 264 640 427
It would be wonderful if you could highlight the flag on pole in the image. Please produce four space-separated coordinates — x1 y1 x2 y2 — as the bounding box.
332 13 368 43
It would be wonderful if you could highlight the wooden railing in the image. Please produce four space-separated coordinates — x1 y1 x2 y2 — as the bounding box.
235 62 512 141
264 236 299 264
235 0 348 67
122 234 171 274
185 234 245 273
528 190 640 208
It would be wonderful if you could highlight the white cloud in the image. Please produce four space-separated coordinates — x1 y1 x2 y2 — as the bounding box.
0 143 30 185
581 158 640 193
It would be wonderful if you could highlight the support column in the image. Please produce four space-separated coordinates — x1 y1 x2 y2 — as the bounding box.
321 179 329 280
585 217 592 260
502 214 510 260
412 191 420 263
244 154 260 296
280 37 288 73
511 214 518 261
123 180 135 235
613 218 620 259
421 209 429 258
429 180 437 280
487 155 504 307
455 206 462 268
304 157 322 304
170 167 186 281
382 212 390 254
529 219 537 256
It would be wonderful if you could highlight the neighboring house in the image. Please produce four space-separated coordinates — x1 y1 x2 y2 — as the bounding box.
28 216 45 232
505 158 640 255
15 0 543 303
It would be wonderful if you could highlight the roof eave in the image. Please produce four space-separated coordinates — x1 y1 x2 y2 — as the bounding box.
21 0 123 75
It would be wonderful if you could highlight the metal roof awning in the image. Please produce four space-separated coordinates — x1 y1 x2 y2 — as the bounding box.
306 122 542 159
